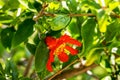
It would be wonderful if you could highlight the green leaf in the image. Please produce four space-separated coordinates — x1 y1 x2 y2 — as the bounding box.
2 0 19 10
109 1 119 10
0 76 6 80
67 0 78 12
97 10 108 32
81 18 97 56
35 40 49 72
26 43 36 55
62 55 78 68
0 64 4 75
105 20 120 42
19 77 32 80
50 15 70 31
67 18 80 38
12 19 35 47
85 48 103 66
37 69 49 79
81 1 101 9
33 1 42 12
0 15 13 23
1 27 15 48
18 0 36 12
5 59 18 80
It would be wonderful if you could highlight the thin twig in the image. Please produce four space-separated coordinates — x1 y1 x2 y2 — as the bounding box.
111 12 120 18
34 11 120 21
24 55 34 77
33 3 48 21
68 13 96 17
48 58 81 80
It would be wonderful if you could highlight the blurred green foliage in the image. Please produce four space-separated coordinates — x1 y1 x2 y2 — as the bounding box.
0 0 120 79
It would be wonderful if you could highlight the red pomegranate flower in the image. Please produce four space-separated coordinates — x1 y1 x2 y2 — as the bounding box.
45 34 82 72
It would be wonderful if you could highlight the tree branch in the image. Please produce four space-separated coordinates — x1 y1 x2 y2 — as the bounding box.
24 55 34 77
33 3 48 21
49 64 98 80
68 13 96 17
47 59 80 80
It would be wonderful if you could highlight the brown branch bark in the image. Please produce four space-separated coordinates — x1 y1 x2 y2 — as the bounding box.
68 13 96 17
33 12 120 22
33 3 48 21
47 59 80 80
24 55 34 77
46 64 98 80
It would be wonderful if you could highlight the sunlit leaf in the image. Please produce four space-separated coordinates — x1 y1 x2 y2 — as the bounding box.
67 18 80 38
85 48 102 66
109 1 119 10
50 15 70 31
81 1 101 9
48 2 60 10
18 0 36 12
2 0 19 10
97 10 108 32
81 18 97 56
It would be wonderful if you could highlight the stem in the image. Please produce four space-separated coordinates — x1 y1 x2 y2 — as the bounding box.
68 13 95 17
33 3 48 21
24 55 34 77
33 12 120 22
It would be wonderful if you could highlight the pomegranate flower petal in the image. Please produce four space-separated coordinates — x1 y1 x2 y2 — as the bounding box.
65 46 78 55
58 52 69 62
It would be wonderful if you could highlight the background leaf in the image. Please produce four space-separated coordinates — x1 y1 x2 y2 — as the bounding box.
35 40 49 72
1 27 15 48
105 20 120 42
5 59 18 80
12 19 35 47
26 43 36 55
0 15 13 23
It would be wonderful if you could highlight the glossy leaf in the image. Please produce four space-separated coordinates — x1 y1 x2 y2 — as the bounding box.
1 27 15 48
81 18 97 56
12 19 35 47
50 15 70 31
18 0 36 12
97 10 108 32
35 40 49 72
85 48 102 66
67 18 80 38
